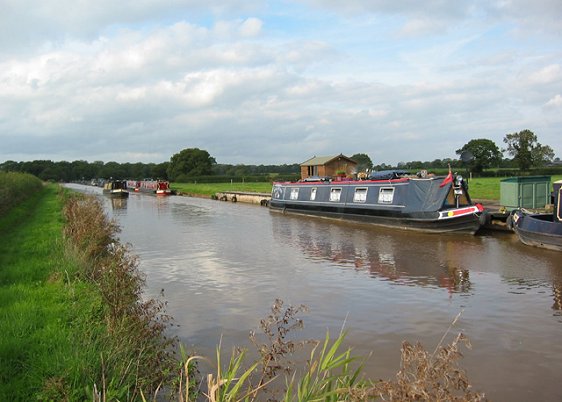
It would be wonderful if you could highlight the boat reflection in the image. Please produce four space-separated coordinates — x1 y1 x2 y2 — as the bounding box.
110 197 128 210
553 281 562 313
271 214 473 294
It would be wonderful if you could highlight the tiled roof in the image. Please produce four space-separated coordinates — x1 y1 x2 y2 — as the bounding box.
300 154 356 166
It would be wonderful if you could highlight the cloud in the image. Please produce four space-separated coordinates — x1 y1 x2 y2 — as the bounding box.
303 0 562 36
0 1 561 165
545 94 562 108
528 64 562 85
0 0 262 54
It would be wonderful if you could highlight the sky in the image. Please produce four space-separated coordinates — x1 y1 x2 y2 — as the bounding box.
1 0 561 166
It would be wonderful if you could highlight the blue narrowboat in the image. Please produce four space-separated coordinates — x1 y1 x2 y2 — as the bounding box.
270 170 487 234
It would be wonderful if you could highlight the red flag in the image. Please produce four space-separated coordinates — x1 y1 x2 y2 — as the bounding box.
440 166 453 187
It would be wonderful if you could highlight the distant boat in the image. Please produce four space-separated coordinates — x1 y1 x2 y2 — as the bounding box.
102 180 129 198
270 170 487 235
126 179 172 196
509 180 562 252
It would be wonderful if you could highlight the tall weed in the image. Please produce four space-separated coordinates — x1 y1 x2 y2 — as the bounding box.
62 193 177 399
177 300 486 402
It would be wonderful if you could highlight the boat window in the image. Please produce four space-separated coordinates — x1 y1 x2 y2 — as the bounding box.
353 187 368 202
378 187 394 203
330 188 342 202
310 187 317 201
290 188 299 200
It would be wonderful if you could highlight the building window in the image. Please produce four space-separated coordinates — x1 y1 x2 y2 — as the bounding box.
330 188 342 202
290 188 299 200
378 187 394 203
353 187 368 202
310 187 317 200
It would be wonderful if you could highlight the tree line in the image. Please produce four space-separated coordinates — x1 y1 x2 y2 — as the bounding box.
1 129 557 182
0 156 301 183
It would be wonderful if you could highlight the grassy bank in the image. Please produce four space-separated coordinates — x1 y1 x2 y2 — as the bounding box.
173 175 562 201
0 183 176 400
0 171 43 215
0 185 102 400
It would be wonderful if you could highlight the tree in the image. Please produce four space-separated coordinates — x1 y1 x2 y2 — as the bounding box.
455 138 502 173
167 148 216 181
503 129 554 171
350 153 373 173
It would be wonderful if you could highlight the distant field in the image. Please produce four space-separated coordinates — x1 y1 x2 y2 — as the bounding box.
172 175 562 200
171 182 273 197
469 175 562 200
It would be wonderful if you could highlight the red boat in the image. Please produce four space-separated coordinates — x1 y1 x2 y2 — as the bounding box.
126 180 172 196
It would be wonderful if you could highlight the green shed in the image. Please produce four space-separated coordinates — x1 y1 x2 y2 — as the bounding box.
500 176 551 211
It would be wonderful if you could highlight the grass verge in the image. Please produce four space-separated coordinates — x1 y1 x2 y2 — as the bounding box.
469 175 562 200
0 184 177 401
0 185 103 400
172 182 272 197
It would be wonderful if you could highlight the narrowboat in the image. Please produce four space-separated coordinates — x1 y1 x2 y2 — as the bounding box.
126 180 141 192
269 170 487 234
509 180 562 251
102 180 129 198
126 179 172 196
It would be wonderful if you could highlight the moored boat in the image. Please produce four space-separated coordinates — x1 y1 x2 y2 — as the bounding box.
102 180 129 198
509 180 562 251
126 180 141 192
269 170 487 235
127 179 172 196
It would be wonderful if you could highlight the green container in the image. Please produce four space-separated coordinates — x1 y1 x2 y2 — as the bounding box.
500 176 551 211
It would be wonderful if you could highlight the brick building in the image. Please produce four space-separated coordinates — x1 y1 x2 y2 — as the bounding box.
300 154 358 180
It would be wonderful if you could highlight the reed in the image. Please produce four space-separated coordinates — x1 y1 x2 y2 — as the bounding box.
175 300 486 402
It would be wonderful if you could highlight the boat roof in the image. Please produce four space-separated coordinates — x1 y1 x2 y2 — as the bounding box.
274 177 412 185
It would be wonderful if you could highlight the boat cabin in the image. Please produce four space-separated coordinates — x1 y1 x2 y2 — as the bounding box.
103 180 127 191
300 154 358 181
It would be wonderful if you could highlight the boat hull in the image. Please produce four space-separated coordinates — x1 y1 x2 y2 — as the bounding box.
102 189 129 198
512 211 562 251
269 202 481 234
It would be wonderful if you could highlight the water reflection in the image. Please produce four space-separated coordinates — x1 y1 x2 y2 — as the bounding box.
270 214 473 294
110 197 128 210
553 281 562 313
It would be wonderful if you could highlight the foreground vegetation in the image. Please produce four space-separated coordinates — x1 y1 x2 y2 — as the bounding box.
1 175 488 401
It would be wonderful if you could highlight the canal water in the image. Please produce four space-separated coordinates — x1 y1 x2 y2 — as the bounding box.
68 184 562 401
